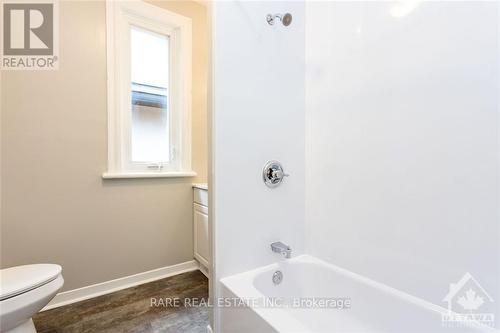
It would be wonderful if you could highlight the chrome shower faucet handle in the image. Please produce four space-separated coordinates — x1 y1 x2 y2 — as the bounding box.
263 161 289 188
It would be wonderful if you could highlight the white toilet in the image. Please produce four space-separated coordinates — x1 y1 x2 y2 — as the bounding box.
0 264 64 333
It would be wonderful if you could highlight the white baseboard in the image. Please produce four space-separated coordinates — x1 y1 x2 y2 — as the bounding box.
197 260 209 278
42 260 199 311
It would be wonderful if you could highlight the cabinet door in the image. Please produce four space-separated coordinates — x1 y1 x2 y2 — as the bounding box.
194 203 209 267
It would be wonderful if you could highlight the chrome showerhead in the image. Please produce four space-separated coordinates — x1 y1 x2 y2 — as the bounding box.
266 13 292 27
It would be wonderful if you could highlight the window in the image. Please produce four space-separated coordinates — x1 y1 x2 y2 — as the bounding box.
130 27 170 164
104 1 193 178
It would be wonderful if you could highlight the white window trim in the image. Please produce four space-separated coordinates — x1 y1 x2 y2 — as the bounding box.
104 0 194 179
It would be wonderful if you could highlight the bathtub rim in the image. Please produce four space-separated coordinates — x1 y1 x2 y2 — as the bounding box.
220 254 498 333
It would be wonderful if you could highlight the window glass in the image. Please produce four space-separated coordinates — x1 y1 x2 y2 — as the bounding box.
130 26 170 163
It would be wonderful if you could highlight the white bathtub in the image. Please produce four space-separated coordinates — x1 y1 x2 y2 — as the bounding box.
220 255 496 333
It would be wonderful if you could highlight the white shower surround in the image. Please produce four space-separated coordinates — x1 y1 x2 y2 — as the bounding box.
212 1 499 331
305 0 499 319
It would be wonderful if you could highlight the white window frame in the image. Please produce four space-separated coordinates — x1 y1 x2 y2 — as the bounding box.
103 0 194 179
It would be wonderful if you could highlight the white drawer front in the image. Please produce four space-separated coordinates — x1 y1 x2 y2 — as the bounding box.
193 188 208 206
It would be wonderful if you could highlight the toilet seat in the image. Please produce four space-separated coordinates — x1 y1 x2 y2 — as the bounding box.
0 264 62 301
0 265 63 333
0 274 64 333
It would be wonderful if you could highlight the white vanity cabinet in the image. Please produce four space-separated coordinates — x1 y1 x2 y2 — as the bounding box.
193 184 209 275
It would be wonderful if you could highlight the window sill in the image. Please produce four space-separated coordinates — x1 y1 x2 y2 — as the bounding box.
102 171 197 179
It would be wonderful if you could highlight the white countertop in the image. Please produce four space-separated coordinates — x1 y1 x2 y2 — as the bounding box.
192 183 208 190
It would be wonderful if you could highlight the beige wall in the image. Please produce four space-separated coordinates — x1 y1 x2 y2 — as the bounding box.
0 0 208 291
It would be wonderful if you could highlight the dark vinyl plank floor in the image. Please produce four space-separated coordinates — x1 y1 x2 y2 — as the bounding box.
33 270 209 333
